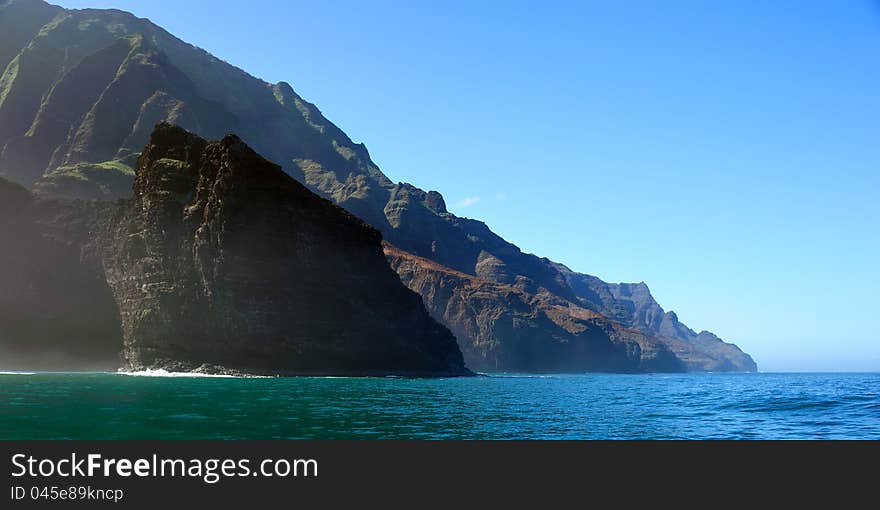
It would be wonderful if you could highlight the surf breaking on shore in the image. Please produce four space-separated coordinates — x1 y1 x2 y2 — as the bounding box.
117 369 271 378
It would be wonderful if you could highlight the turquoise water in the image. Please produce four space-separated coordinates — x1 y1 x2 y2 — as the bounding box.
1 372 878 439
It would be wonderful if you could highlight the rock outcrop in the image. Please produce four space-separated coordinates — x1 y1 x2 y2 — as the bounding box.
551 264 757 372
99 124 469 376
0 124 470 376
386 243 682 373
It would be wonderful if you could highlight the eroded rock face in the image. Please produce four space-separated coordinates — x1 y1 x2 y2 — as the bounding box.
102 124 468 376
552 264 757 372
385 243 682 373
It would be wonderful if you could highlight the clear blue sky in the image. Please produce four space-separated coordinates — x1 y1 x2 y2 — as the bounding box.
53 0 880 371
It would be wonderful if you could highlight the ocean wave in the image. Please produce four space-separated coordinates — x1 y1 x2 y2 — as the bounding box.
117 369 242 378
0 371 36 375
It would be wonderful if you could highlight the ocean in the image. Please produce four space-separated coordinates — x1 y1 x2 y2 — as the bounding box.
1 372 877 439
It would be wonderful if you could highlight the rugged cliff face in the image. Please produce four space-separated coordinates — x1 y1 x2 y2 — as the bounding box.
0 124 469 376
101 124 467 376
386 243 682 373
0 0 757 372
552 264 757 372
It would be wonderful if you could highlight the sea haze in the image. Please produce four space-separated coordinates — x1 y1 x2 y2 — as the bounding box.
1 372 877 440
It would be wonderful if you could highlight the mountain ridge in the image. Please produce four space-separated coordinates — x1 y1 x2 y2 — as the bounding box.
385 242 685 373
0 0 756 372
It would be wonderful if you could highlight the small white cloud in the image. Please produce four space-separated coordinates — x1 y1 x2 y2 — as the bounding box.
454 196 481 208
494 191 508 201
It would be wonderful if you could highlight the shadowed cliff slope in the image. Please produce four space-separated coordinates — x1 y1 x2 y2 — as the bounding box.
0 0 756 372
0 178 122 370
0 124 470 376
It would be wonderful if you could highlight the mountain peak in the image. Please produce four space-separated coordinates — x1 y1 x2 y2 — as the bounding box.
424 190 447 214
275 80 294 92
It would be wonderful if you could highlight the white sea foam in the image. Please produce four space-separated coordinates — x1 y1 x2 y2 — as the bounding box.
117 369 239 378
483 373 556 378
0 371 36 375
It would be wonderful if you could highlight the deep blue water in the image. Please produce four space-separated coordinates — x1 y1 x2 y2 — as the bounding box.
0 372 877 439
